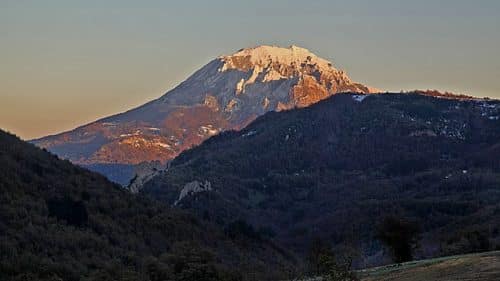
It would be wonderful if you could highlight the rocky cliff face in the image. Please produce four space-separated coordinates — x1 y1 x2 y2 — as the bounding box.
32 45 375 182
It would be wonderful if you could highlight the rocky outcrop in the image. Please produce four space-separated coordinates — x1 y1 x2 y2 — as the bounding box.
174 180 212 206
127 161 168 193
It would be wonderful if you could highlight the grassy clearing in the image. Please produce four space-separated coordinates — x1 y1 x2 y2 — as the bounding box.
359 251 500 281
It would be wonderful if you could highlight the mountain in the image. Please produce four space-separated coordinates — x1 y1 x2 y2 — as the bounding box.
32 45 375 184
141 92 500 267
0 129 296 280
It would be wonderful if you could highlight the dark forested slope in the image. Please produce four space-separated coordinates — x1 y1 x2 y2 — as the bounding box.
0 130 295 281
143 93 500 267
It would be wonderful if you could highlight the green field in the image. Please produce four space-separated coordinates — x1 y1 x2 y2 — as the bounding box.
359 251 500 281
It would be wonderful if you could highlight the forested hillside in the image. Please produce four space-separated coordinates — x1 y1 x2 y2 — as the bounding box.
143 93 500 267
0 130 295 281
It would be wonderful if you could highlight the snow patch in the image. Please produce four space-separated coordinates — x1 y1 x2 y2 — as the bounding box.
352 95 368 102
236 78 245 95
225 99 239 112
262 97 270 109
220 45 334 72
262 68 286 82
199 125 219 136
242 130 257 138
477 101 499 118
155 142 171 149
247 65 263 84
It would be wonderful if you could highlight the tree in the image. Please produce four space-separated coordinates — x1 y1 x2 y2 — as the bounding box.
376 216 419 263
319 254 358 281
307 238 358 281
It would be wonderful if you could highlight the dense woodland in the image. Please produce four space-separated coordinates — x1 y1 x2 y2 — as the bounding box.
143 93 500 267
0 130 297 281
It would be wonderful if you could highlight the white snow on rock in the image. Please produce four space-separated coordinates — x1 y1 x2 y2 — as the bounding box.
235 78 245 95
352 95 368 102
225 99 239 112
247 65 263 84
477 100 499 118
150 44 374 125
174 180 212 206
262 68 286 82
198 125 219 136
242 130 257 138
155 142 171 149
217 45 360 90
219 45 334 72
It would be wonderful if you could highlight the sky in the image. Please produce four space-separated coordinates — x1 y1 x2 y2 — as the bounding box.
1 0 499 139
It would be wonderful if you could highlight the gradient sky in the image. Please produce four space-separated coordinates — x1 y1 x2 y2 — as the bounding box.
1 0 499 139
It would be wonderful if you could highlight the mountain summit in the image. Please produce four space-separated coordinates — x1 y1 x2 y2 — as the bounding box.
216 45 375 108
33 45 375 183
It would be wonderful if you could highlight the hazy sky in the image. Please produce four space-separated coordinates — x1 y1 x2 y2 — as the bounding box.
1 0 499 139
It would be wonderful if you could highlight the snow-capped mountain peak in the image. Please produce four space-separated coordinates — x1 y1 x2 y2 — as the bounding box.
33 45 376 184
219 45 334 72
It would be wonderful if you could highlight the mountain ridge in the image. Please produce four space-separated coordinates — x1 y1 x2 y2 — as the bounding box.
32 45 376 184
141 92 500 267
